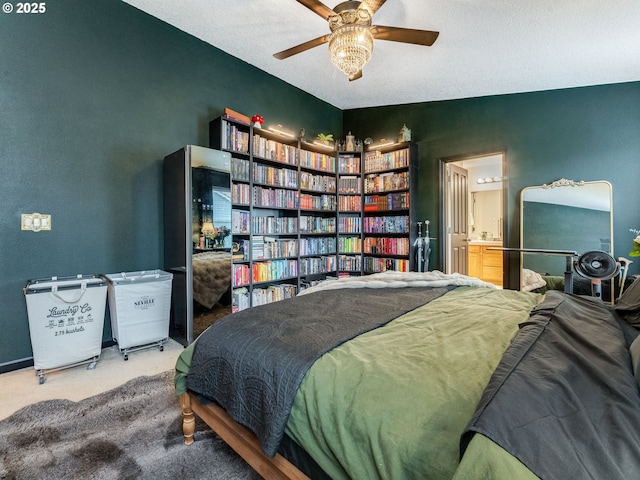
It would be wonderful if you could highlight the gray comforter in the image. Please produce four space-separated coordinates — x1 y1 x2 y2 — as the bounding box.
186 285 453 457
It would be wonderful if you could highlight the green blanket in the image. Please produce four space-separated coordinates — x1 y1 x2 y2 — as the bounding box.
285 287 540 480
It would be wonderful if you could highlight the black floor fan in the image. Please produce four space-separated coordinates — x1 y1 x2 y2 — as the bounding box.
573 250 620 299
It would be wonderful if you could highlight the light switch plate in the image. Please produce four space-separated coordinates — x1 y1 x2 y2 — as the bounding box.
21 213 51 231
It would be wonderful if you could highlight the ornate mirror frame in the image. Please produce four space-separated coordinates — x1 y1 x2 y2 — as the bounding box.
519 178 614 293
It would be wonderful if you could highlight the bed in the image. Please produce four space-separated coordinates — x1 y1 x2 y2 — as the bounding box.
191 251 232 308
175 271 640 480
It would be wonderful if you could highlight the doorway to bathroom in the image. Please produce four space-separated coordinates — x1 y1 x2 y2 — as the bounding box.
441 151 506 287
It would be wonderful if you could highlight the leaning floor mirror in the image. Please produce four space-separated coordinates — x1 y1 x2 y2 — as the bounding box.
520 178 615 300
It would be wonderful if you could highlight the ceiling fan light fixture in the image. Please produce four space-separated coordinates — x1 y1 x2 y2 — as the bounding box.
328 25 373 77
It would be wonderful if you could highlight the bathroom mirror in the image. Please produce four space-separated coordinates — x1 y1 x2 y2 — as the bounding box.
520 178 613 290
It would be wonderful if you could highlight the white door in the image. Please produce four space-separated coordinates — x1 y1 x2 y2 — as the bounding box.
446 163 469 274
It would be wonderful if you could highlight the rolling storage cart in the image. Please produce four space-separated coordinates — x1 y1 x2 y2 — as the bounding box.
106 270 172 360
24 274 108 384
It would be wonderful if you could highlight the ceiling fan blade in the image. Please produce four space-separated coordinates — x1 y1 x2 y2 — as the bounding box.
349 70 363 81
296 0 336 20
359 0 387 15
371 25 439 46
273 34 331 60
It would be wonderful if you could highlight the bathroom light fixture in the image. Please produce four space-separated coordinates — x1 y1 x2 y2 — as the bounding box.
477 176 503 184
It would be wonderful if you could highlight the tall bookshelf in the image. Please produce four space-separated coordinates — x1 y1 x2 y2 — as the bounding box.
210 116 340 311
210 115 417 311
362 142 418 273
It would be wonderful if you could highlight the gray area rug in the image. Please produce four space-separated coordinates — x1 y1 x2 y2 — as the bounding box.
0 371 260 479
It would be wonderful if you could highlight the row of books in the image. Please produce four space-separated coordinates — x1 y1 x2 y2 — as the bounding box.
364 171 409 194
253 163 298 189
232 184 251 205
253 135 297 165
252 259 299 284
338 236 362 253
364 237 410 255
363 215 410 233
253 186 299 209
299 256 337 276
338 195 361 212
338 175 361 194
299 237 336 256
338 154 360 174
251 215 298 235
251 284 297 307
363 148 410 172
300 193 337 211
232 283 298 312
252 236 298 260
222 122 250 154
338 255 362 271
299 215 337 234
300 172 337 193
299 149 336 173
300 276 338 292
232 264 251 287
231 157 250 182
232 210 251 234
363 192 410 211
364 257 410 273
338 216 362 233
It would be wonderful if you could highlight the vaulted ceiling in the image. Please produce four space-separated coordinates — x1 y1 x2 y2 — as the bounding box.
122 0 640 109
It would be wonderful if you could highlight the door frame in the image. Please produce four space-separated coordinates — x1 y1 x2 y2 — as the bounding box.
439 148 512 288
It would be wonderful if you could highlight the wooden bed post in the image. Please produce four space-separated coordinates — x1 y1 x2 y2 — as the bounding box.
179 392 195 446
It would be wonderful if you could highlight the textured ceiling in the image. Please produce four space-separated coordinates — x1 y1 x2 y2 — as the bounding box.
122 0 640 109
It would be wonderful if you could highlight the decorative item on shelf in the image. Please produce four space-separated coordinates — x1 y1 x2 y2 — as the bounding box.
345 131 356 152
398 124 412 142
298 128 306 142
314 133 335 148
251 115 264 129
364 137 373 146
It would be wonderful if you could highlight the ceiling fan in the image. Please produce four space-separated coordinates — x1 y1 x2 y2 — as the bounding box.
273 0 439 81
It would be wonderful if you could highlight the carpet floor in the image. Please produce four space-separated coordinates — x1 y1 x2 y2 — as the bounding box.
0 371 260 480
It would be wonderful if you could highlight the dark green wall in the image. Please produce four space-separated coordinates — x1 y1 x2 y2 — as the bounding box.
344 83 640 286
0 0 341 368
2 0 639 369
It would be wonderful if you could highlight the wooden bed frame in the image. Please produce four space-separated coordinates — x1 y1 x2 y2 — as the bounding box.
179 391 310 480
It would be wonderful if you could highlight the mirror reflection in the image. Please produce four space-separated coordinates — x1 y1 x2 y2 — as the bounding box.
520 179 613 293
191 165 233 339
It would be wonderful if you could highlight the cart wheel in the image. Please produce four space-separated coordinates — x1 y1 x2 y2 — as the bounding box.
38 376 46 385
159 345 164 352
123 354 129 361
87 361 97 370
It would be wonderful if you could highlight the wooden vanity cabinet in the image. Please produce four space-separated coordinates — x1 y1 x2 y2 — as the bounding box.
468 244 503 287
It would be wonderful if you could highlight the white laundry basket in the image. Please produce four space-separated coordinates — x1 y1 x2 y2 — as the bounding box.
105 270 172 360
24 274 108 384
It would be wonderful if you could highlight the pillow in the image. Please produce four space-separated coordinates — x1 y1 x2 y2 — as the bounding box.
616 276 640 328
521 269 547 292
629 335 640 386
